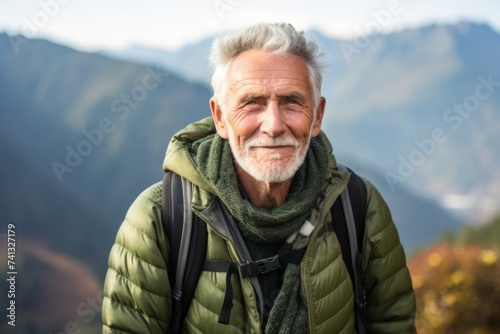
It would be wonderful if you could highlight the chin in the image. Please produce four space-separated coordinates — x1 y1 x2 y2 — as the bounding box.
249 164 300 183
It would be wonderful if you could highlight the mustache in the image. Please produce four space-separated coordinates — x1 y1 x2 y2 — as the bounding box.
245 135 300 148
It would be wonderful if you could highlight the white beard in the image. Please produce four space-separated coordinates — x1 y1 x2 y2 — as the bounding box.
227 132 311 183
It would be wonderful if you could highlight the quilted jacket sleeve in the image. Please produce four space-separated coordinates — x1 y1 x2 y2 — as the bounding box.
362 181 417 333
102 183 172 334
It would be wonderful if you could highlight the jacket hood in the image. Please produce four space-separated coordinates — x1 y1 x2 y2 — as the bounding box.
163 116 338 193
163 117 217 193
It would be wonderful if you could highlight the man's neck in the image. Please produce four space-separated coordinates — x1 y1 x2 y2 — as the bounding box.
235 165 292 210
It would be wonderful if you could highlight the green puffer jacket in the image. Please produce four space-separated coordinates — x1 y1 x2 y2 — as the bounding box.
102 117 416 333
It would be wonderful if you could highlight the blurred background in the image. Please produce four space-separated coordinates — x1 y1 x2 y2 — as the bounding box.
0 0 499 332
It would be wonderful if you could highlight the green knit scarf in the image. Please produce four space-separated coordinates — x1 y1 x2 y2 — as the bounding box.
192 133 328 333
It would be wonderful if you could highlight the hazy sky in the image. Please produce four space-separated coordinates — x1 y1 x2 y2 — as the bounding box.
1 0 499 52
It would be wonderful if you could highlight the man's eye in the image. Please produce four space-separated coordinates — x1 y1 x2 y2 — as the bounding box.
242 100 263 112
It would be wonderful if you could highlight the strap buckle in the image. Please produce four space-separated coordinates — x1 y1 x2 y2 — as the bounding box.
239 255 281 278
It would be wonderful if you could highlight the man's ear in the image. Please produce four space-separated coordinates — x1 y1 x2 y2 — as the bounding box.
311 97 326 137
210 97 228 139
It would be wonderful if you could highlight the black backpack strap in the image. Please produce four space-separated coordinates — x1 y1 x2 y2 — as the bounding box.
203 247 307 324
161 172 207 334
333 163 367 334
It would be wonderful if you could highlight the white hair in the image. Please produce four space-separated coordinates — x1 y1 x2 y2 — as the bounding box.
209 22 329 110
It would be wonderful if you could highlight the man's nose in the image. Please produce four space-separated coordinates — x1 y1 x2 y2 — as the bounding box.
260 102 285 137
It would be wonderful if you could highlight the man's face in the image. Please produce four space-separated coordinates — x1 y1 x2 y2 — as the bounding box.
211 49 325 183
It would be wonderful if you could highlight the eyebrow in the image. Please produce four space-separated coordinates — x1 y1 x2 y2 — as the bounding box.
238 92 307 104
238 94 267 104
240 94 259 103
277 92 307 103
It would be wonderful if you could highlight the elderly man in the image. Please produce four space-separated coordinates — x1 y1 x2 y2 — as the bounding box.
102 23 416 333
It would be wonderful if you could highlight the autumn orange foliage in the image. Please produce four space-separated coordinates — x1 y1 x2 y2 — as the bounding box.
409 243 500 333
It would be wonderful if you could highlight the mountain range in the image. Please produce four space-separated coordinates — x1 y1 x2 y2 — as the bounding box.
0 32 211 333
0 21 497 332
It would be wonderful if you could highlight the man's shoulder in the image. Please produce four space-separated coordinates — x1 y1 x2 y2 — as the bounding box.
138 181 163 206
116 181 165 248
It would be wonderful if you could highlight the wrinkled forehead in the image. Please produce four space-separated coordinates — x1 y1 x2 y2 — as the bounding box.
226 50 312 95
